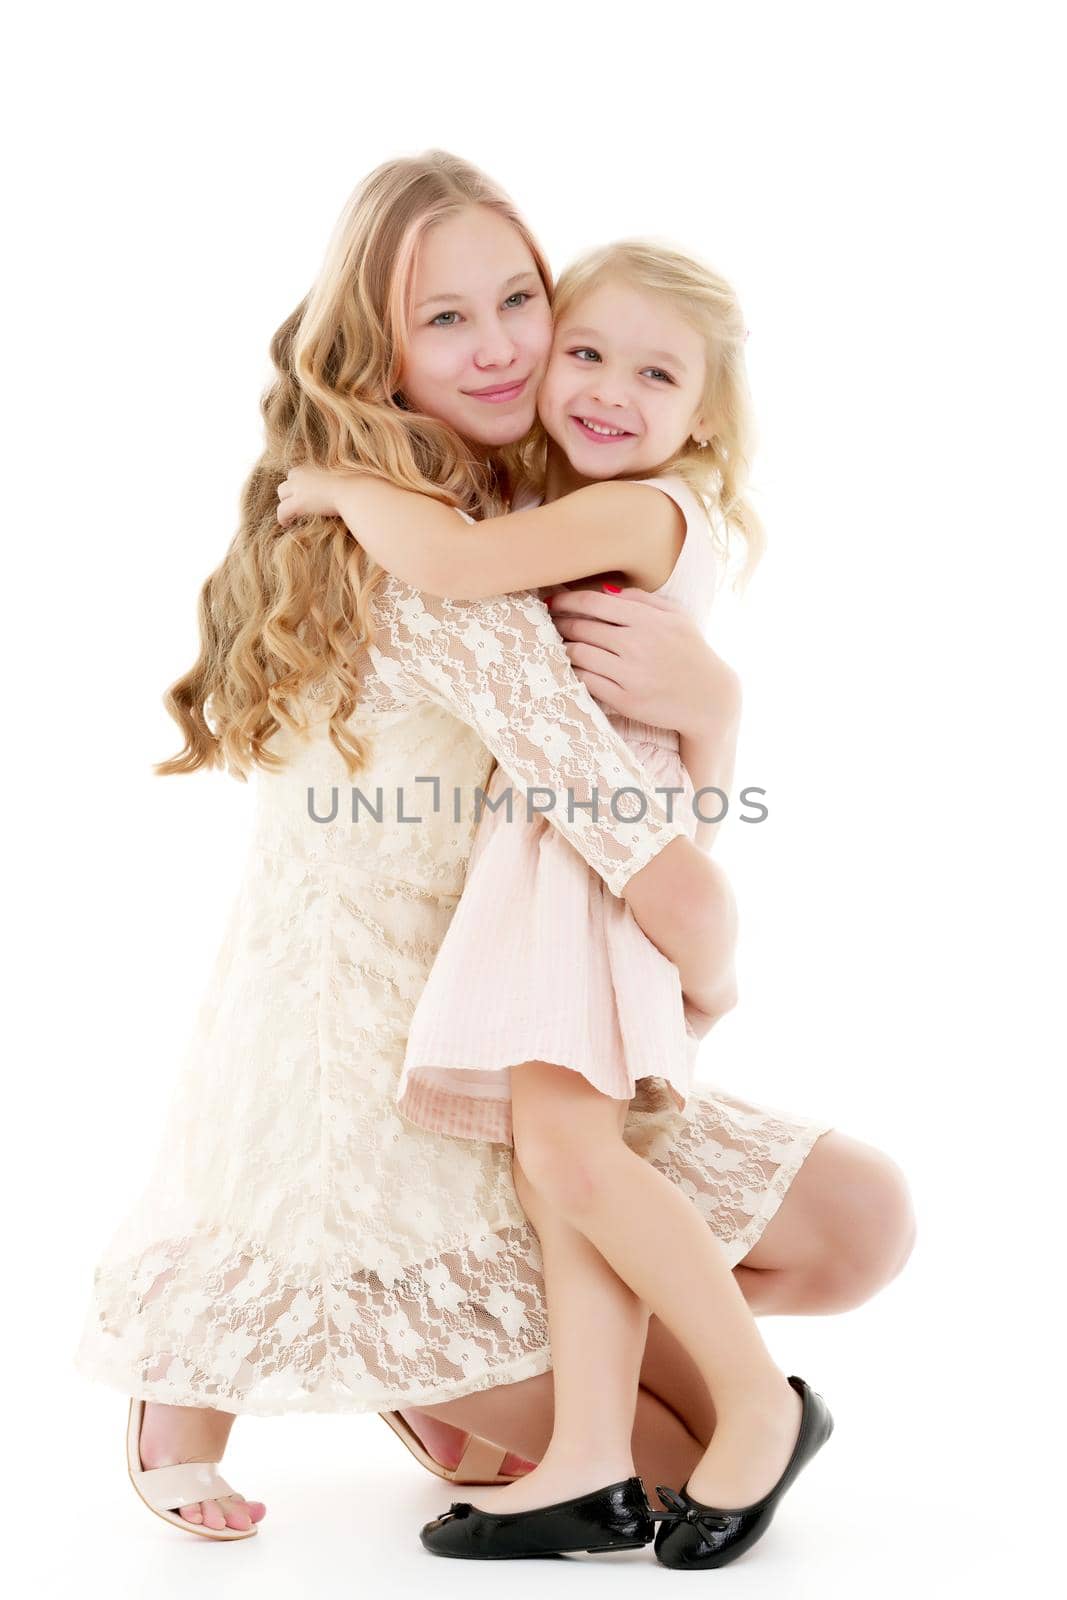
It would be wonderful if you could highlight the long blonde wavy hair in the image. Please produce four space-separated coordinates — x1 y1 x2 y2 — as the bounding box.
156 150 553 782
511 239 765 587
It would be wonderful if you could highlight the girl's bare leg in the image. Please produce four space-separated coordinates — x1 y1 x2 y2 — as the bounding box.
508 1060 804 1510
414 1096 709 1502
447 1097 655 1513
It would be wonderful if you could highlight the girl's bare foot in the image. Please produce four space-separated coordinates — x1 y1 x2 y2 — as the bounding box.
397 1409 536 1479
137 1402 266 1532
683 1373 804 1509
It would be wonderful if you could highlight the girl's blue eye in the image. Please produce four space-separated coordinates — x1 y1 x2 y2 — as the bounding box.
569 348 674 383
430 290 535 327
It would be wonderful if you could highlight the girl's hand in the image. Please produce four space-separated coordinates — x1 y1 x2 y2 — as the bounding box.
276 465 349 526
547 586 741 739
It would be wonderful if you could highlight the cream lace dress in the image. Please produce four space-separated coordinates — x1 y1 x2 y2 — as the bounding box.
74 549 833 1416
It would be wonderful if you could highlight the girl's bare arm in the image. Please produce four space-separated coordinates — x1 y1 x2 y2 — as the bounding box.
278 469 683 597
621 838 739 1026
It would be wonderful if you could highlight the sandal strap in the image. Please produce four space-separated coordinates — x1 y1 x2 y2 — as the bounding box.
132 1460 237 1511
454 1433 509 1481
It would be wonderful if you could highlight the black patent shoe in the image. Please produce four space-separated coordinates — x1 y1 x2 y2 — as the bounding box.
653 1374 834 1570
419 1475 655 1559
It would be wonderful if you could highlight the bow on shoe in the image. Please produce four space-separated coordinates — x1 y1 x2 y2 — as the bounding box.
653 1485 731 1537
438 1502 472 1522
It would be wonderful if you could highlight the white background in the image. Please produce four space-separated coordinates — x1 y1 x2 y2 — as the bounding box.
5 1 1063 1594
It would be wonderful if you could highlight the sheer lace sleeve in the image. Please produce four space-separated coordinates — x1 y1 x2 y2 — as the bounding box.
369 575 688 897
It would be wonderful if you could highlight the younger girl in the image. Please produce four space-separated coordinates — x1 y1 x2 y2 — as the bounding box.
277 241 833 1568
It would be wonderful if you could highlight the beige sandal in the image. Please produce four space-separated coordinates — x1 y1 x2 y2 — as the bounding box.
379 1409 526 1485
126 1398 259 1540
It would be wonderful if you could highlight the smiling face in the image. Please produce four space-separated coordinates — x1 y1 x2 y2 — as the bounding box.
536 278 709 481
398 205 554 449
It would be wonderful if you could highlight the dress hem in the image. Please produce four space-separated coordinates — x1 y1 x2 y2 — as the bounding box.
72 1119 833 1419
399 1053 691 1147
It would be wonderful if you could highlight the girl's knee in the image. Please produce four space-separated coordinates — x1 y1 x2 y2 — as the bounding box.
514 1133 590 1212
817 1144 918 1302
512 1124 613 1215
872 1152 918 1278
511 1062 626 1214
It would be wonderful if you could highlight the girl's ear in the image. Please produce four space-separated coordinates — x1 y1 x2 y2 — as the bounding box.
691 402 720 448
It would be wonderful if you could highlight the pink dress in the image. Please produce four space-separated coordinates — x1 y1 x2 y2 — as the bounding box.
396 474 722 1145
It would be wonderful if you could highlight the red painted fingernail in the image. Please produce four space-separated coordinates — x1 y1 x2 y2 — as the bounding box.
602 583 622 593
545 594 557 604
